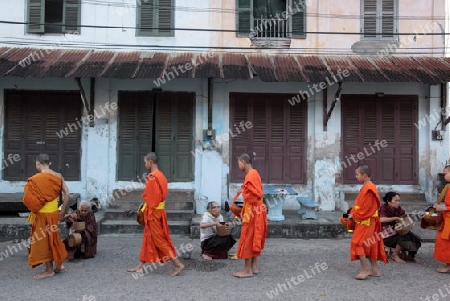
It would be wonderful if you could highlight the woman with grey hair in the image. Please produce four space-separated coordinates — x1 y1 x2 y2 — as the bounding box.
63 200 98 260
200 201 236 260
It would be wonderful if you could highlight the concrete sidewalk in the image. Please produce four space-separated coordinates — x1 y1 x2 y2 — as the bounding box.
0 233 446 301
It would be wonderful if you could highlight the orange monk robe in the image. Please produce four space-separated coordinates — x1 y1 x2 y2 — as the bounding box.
433 188 450 263
350 182 388 263
139 170 177 263
237 169 268 259
23 173 67 267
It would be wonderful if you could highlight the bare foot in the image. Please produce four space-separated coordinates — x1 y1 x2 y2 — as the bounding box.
170 263 185 276
369 270 381 277
252 269 260 275
233 271 253 278
437 266 450 273
354 271 370 280
411 258 421 264
202 254 212 261
391 254 405 264
33 271 55 280
127 265 144 273
54 264 65 273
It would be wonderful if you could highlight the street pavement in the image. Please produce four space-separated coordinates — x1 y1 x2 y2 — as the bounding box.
0 233 449 301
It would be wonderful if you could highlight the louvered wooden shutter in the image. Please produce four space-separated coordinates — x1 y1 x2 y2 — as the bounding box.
381 0 394 38
237 0 253 37
397 100 417 183
158 0 174 36
378 101 395 182
363 0 377 38
137 0 155 35
342 97 361 182
63 0 81 33
138 0 174 36
4 94 23 180
155 94 173 180
291 0 305 38
118 92 154 181
27 0 45 33
230 94 251 182
173 94 193 181
59 94 82 180
267 98 284 183
286 98 305 183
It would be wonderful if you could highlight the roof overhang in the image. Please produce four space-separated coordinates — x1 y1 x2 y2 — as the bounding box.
1 47 450 84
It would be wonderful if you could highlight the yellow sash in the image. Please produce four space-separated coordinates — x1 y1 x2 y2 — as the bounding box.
354 210 378 226
140 201 165 212
27 199 59 222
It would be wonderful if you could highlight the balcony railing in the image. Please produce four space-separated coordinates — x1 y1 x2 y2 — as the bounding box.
253 16 288 38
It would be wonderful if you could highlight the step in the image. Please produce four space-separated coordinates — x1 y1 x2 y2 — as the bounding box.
344 192 426 202
0 193 80 212
109 199 195 211
99 220 191 235
111 189 195 202
103 208 194 221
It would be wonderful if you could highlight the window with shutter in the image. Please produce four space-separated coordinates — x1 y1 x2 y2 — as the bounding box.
362 0 397 40
26 0 81 34
4 91 81 181
137 0 175 37
230 93 306 184
341 95 417 184
237 0 305 39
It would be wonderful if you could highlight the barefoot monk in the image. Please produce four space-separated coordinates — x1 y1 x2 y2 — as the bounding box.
347 164 388 280
23 154 70 279
233 153 268 278
127 152 184 276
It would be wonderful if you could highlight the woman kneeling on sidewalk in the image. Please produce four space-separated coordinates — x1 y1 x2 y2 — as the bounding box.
380 192 422 263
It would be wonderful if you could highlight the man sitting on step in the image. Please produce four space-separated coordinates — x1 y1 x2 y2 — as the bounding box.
200 201 236 260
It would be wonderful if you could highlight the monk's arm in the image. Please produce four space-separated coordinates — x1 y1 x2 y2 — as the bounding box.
142 179 162 207
242 182 263 204
351 191 378 221
59 178 70 221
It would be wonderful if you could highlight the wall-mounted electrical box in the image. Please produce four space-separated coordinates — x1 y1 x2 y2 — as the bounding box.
432 130 445 141
203 129 216 140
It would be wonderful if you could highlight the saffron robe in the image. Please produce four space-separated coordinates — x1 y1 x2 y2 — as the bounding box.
237 169 268 259
23 172 67 267
350 182 388 263
64 210 98 259
139 170 177 263
433 187 450 263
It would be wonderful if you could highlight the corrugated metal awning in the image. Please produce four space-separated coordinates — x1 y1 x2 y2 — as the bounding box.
1 47 450 84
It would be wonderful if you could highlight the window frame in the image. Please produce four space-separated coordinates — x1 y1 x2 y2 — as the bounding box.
26 0 81 34
136 0 175 37
236 0 306 39
361 0 398 41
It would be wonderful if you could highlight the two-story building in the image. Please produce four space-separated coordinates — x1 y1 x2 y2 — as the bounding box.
0 0 449 211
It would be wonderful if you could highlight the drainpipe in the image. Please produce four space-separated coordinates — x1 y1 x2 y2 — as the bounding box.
207 78 213 134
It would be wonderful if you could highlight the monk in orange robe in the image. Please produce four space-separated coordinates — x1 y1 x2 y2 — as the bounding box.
348 164 388 280
433 165 450 273
127 152 185 276
233 153 268 278
23 154 70 279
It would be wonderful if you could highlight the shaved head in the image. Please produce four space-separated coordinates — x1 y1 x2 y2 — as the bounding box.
356 164 371 177
238 153 252 164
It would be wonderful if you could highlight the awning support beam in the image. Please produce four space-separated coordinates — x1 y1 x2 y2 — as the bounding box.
75 77 95 127
323 82 343 131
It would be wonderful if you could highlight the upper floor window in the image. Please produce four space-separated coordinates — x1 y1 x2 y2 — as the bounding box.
237 0 306 39
137 0 175 37
362 0 397 40
27 0 81 34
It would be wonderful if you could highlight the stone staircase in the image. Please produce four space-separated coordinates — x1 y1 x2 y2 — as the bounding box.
101 189 195 235
344 192 429 213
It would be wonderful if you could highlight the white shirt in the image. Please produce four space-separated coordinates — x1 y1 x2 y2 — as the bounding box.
200 212 224 242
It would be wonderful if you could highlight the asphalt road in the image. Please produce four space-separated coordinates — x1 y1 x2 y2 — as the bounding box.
0 234 448 301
